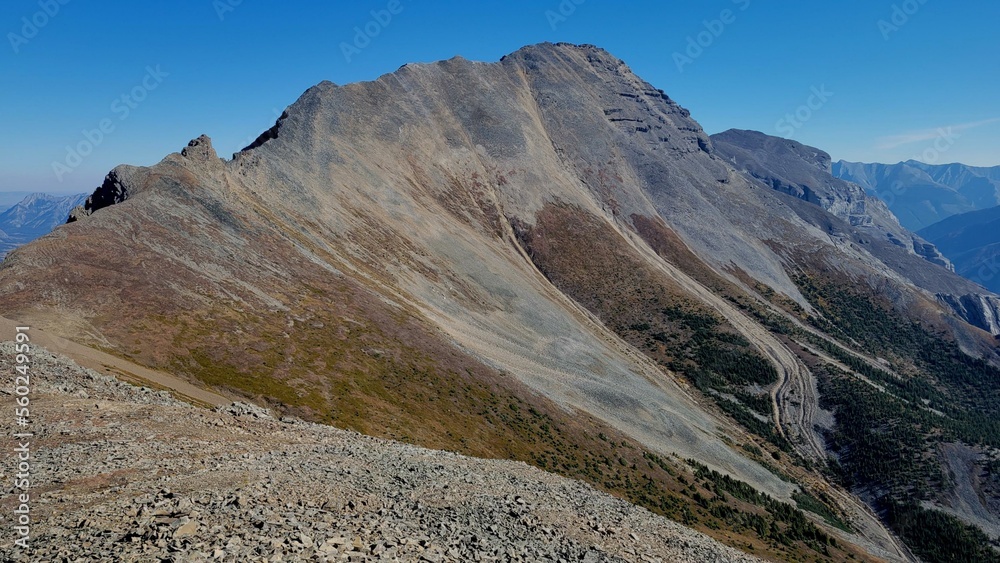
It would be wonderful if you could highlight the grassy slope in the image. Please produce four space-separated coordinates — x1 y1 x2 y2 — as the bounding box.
0 188 877 560
510 202 865 561
143 286 858 562
59 198 869 561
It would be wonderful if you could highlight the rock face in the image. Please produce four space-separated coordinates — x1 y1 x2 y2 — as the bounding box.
4 42 1000 561
714 129 878 227
0 342 765 563
711 129 953 271
938 293 1000 336
833 160 1000 231
0 192 87 258
67 166 141 222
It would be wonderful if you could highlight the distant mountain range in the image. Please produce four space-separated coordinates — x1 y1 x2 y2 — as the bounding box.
832 160 1000 231
919 204 1000 293
0 191 40 211
0 192 88 258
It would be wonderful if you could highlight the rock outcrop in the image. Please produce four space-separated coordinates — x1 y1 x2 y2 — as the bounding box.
938 293 1000 336
67 166 140 221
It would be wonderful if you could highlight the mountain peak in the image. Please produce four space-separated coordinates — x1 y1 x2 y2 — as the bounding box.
180 134 218 162
507 41 612 57
502 42 635 75
22 192 46 201
833 159 1000 231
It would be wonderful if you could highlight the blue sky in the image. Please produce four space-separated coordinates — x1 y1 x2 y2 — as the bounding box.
2 0 998 194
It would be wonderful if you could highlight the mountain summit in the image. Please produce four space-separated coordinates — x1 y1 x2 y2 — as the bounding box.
4 43 1000 561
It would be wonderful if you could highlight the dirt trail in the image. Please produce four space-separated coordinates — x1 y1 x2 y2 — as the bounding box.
772 341 826 460
0 316 229 407
739 300 921 562
618 230 825 458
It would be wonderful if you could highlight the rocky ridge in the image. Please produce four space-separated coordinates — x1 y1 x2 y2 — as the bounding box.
710 129 953 270
709 129 1000 338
